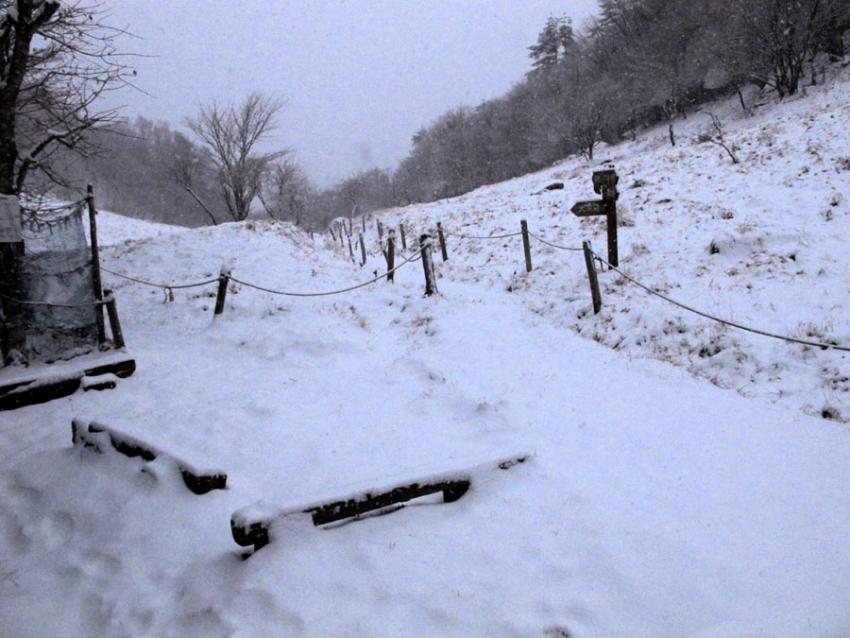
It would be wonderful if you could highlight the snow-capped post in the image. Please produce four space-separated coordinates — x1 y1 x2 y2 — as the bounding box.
582 241 602 315
214 265 231 316
359 233 367 267
520 219 533 272
347 233 355 262
86 185 106 344
419 233 437 296
386 228 396 283
437 221 448 261
399 224 407 251
377 219 384 244
103 289 126 349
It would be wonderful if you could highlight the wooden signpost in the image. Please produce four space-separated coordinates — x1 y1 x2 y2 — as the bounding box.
571 168 620 267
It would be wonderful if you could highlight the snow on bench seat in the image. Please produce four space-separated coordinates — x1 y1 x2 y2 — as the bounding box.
231 453 528 554
71 418 227 495
0 351 135 410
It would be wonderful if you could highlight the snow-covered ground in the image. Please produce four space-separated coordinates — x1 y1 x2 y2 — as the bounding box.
2 70 850 637
378 68 850 425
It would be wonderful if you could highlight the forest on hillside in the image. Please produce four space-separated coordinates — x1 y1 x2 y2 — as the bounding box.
41 0 850 229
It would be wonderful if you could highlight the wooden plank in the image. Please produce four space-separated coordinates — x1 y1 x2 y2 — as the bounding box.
231 453 529 554
72 418 227 495
570 200 607 217
0 355 135 411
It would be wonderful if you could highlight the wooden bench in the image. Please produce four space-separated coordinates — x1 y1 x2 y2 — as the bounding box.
72 418 227 495
231 453 528 555
0 353 135 411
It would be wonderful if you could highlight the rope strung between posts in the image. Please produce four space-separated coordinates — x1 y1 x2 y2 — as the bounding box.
229 253 420 298
590 249 850 353
528 231 583 252
449 230 523 241
0 291 106 308
101 267 220 290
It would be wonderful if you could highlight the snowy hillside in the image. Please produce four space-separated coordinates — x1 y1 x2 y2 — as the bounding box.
375 67 850 426
2 72 850 637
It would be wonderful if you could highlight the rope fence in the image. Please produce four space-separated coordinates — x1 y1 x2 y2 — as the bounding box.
587 248 850 353
10 211 846 355
229 253 420 298
101 267 220 291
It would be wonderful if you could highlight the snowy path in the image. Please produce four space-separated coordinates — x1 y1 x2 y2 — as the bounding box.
2 222 850 636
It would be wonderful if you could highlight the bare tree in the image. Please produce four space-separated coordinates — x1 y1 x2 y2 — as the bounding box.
166 130 219 225
259 158 313 225
0 1 132 362
700 113 740 164
0 0 132 195
187 92 286 221
729 0 849 98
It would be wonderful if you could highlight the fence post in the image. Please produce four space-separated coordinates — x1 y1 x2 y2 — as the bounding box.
86 185 106 344
386 229 396 283
214 265 230 316
359 233 367 267
582 241 602 315
377 220 384 243
362 215 366 233
419 234 437 296
347 233 355 262
606 201 619 268
400 224 407 251
520 219 532 273
103 289 126 349
436 222 448 261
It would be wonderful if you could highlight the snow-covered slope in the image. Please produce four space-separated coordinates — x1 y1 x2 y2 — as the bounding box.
377 70 850 425
2 71 850 637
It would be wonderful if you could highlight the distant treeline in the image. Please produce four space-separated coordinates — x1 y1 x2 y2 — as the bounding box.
389 0 849 205
41 0 850 230
42 118 227 227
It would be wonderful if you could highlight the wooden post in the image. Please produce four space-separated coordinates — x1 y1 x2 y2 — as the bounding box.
377 220 384 243
362 215 366 233
329 226 336 242
386 229 395 283
419 234 437 296
520 219 532 273
214 265 230 316
86 185 106 344
399 224 407 251
436 222 448 261
605 201 618 268
347 233 355 262
103 289 126 349
0 249 25 362
582 241 602 315
359 232 367 267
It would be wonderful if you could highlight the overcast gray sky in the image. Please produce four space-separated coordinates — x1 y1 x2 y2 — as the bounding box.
105 1 599 187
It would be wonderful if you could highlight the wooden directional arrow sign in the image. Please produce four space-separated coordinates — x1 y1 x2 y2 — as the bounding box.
571 200 607 217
